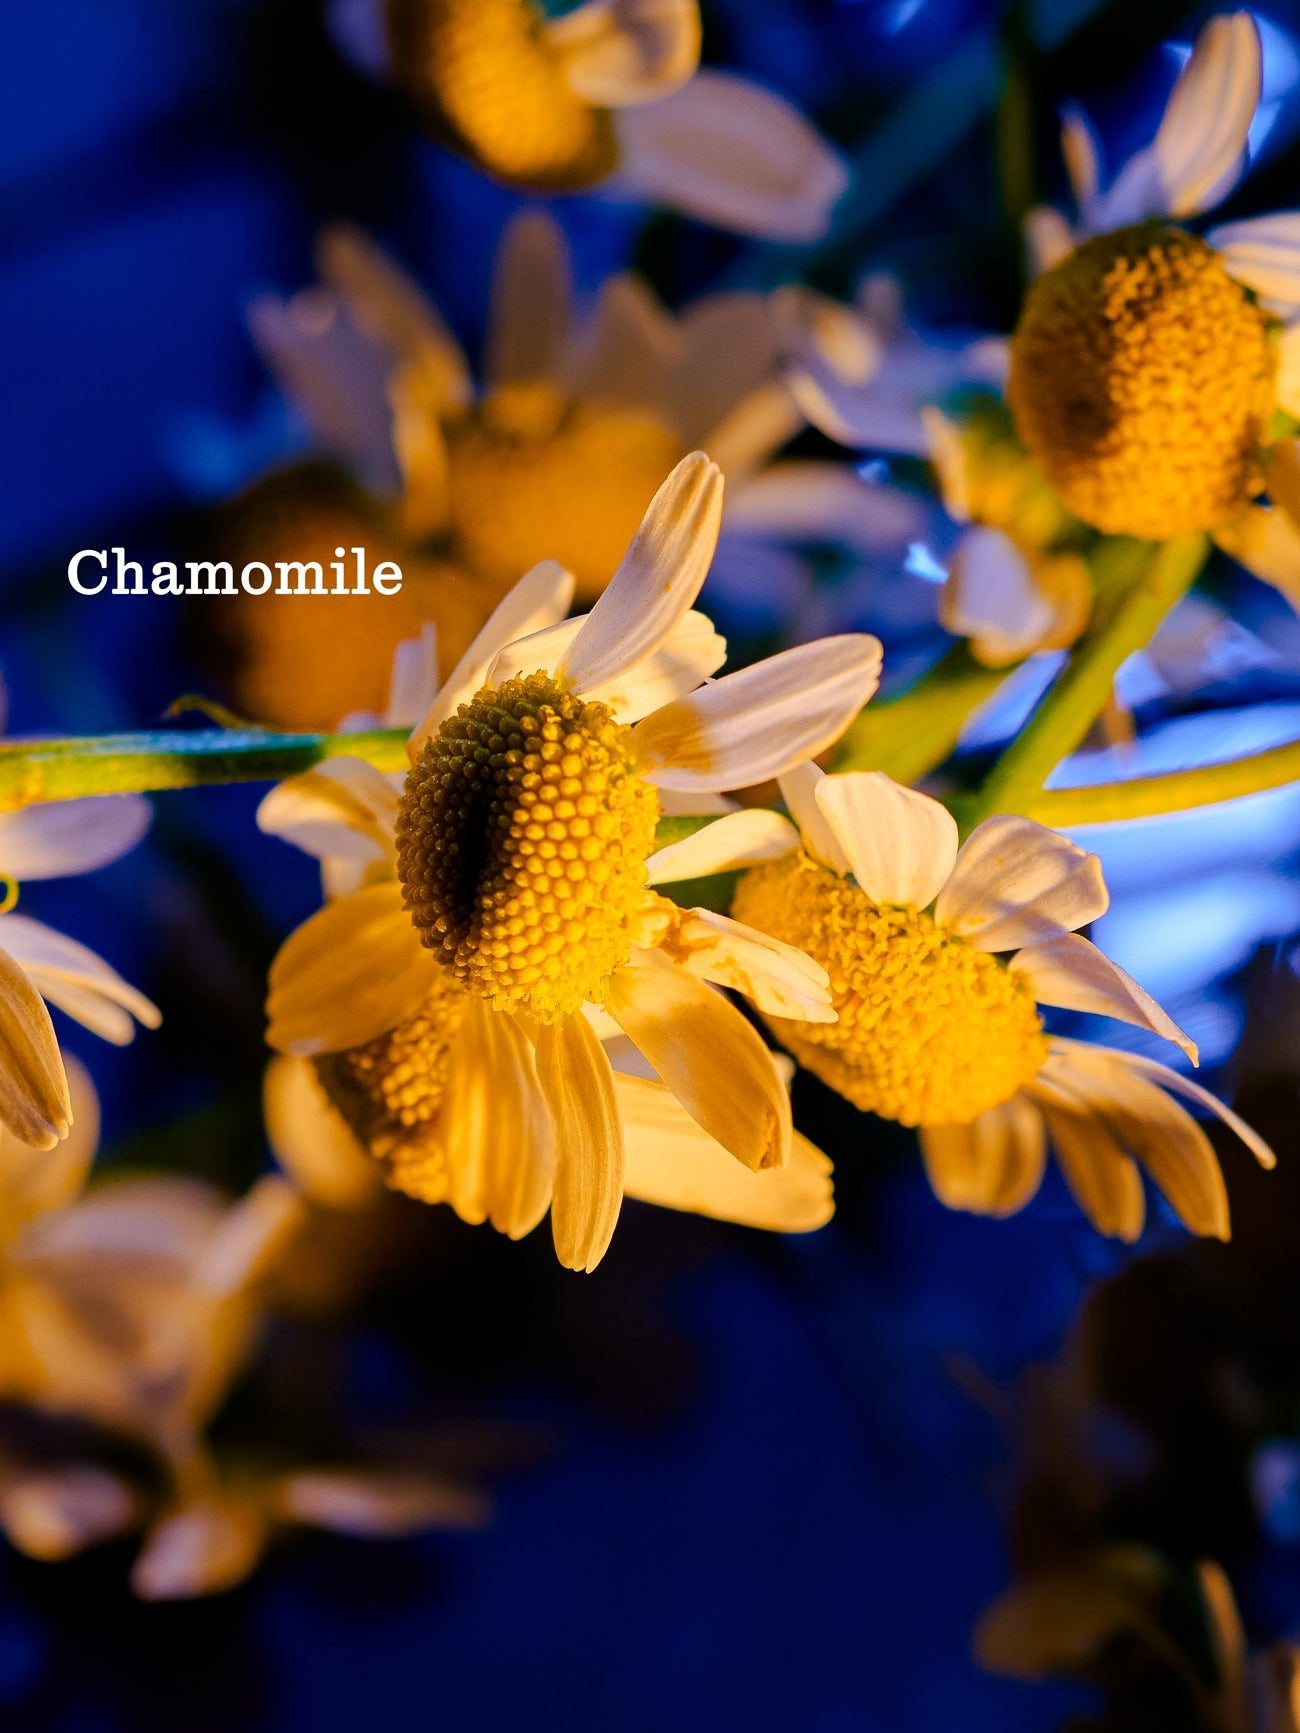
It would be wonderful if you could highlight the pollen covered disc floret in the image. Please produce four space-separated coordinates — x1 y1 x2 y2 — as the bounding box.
385 0 619 188
1008 222 1275 539
732 852 1049 1127
396 671 660 1022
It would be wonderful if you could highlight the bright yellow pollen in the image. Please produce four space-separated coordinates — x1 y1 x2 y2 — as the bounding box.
1008 223 1275 539
732 853 1049 1127
386 0 618 189
445 386 685 601
396 671 660 1021
314 978 467 1203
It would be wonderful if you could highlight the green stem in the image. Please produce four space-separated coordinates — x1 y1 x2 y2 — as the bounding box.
834 644 1010 783
1017 737 1300 828
0 728 410 810
964 533 1208 825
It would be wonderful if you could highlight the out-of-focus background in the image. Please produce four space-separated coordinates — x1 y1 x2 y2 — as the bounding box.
5 2 1300 1727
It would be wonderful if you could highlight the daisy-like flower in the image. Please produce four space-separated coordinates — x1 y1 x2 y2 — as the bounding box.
260 453 881 1269
251 213 911 610
0 790 159 1151
728 764 1275 1241
1011 13 1300 585
328 0 846 239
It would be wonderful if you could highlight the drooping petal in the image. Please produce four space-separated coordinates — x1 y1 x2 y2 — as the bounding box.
1064 1039 1276 1170
265 883 438 1055
0 949 75 1143
1151 11 1261 218
613 71 848 241
555 452 724 697
440 1002 556 1239
665 908 835 1023
1208 213 1300 308
777 763 850 874
813 771 958 910
604 962 791 1170
489 607 726 722
408 560 576 754
256 757 399 869
635 634 882 791
1040 1042 1229 1238
484 211 573 388
262 1057 382 1209
0 1055 98 1237
919 1095 1047 1218
547 0 699 106
645 809 799 883
0 916 160 1046
1027 1066 1145 1241
536 1013 624 1272
0 795 150 881
1010 933 1196 1060
618 1074 832 1230
936 817 1108 951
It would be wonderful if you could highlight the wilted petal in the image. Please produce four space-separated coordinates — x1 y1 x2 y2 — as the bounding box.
1010 933 1196 1059
920 1095 1047 1218
0 944 71 1150
536 1013 624 1272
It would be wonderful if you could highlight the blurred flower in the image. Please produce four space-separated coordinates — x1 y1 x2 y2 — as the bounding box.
261 454 879 1268
1015 14 1300 603
329 0 846 238
730 764 1275 1239
0 776 158 1150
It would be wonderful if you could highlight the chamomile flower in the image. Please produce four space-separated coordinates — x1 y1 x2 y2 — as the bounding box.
261 453 881 1268
728 765 1275 1241
0 790 159 1151
1015 13 1300 587
329 0 846 239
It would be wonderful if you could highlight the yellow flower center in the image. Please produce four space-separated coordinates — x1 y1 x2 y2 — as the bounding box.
445 386 685 601
314 978 467 1200
731 853 1049 1127
1007 223 1275 538
385 0 619 189
396 671 660 1020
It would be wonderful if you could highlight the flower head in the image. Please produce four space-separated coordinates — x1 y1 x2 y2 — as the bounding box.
730 764 1275 1240
261 452 882 1267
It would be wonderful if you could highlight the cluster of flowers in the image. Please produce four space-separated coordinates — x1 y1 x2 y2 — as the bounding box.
4 1 1297 1610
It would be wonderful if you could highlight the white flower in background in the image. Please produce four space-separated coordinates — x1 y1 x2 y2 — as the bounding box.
329 0 846 239
260 454 881 1268
729 763 1275 1241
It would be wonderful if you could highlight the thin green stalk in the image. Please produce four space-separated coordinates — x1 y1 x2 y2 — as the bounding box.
0 728 410 811
834 644 1009 783
1017 738 1300 828
964 533 1208 825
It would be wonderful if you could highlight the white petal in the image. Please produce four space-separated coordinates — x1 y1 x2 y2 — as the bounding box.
604 962 791 1170
662 292 780 448
1027 1063 1146 1241
656 789 739 817
407 560 576 754
635 634 882 792
383 625 441 729
132 1497 267 1601
273 1469 487 1535
1024 206 1077 276
262 1056 381 1209
536 1013 624 1272
704 383 804 479
777 763 850 874
723 461 906 555
613 71 848 241
1058 1039 1276 1171
484 211 572 388
814 772 957 910
548 0 699 106
265 883 438 1055
1213 505 1300 606
490 607 725 722
920 1096 1047 1218
194 1174 306 1299
574 274 680 416
665 907 835 1022
1275 327 1300 420
645 809 799 883
935 817 1108 951
0 795 150 881
256 757 398 868
940 527 1059 667
1 1466 139 1561
618 1074 832 1231
0 915 160 1044
1152 12 1261 218
1208 213 1300 308
1010 934 1196 1060
1060 104 1100 208
555 452 723 697
440 1002 556 1239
